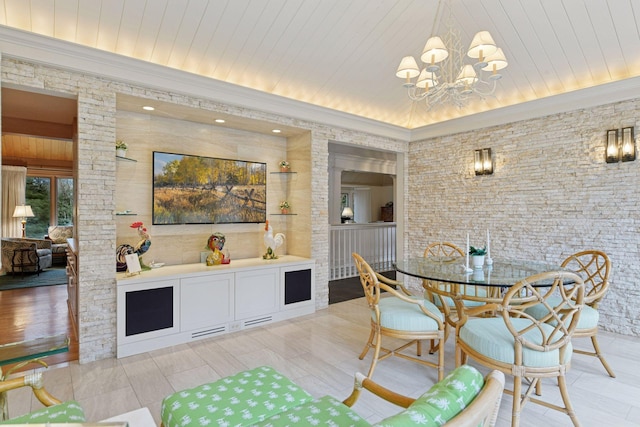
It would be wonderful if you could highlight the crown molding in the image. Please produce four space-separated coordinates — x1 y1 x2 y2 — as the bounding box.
0 26 411 142
409 77 640 141
2 25 636 144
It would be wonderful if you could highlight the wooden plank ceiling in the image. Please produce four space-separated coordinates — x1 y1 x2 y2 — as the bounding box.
0 0 637 129
1 88 75 169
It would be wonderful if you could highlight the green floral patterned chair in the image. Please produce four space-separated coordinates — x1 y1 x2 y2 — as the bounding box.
0 401 85 424
160 365 505 427
0 371 85 424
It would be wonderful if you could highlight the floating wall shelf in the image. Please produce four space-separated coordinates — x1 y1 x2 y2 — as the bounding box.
116 156 137 162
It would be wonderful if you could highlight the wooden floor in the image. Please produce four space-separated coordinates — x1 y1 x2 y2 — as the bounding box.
0 285 78 370
2 288 640 426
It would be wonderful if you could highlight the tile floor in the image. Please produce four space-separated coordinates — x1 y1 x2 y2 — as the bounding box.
5 297 640 426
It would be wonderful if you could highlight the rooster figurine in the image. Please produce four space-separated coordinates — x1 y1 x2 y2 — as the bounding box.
263 220 285 259
116 221 151 271
131 222 151 255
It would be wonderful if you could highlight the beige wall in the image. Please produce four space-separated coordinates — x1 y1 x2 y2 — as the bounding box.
115 111 297 263
407 99 640 336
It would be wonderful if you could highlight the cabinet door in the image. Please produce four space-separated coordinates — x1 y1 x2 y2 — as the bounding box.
235 268 279 319
117 279 180 345
280 263 315 311
181 273 234 331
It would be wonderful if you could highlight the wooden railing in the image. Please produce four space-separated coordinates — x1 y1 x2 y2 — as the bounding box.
329 222 396 280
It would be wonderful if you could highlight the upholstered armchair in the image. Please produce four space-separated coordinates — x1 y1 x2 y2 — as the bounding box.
1 238 52 274
161 365 505 427
45 225 73 265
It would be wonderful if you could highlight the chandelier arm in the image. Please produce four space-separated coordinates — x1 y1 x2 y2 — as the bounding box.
407 86 428 102
470 78 498 97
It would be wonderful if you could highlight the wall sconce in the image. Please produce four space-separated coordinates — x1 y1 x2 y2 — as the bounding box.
621 127 636 162
474 148 493 175
606 127 636 163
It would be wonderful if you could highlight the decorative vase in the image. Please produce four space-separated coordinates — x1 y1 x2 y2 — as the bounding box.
471 255 485 269
116 148 127 158
280 166 290 172
281 208 289 214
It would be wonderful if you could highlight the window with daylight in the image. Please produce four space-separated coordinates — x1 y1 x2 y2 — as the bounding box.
25 174 74 238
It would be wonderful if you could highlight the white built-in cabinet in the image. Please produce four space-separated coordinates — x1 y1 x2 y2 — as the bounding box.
181 273 234 332
116 256 315 357
235 269 279 320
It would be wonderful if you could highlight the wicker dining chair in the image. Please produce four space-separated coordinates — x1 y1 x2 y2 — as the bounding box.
423 241 467 309
422 241 490 347
422 242 465 352
423 241 466 258
525 250 615 378
455 270 585 427
352 252 446 381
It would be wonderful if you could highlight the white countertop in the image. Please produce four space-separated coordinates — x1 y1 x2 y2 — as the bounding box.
116 255 314 285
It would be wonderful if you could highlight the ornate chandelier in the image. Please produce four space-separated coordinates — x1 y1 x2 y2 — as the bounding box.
395 0 508 110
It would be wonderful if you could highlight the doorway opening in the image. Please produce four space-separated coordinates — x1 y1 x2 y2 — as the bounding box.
0 86 78 367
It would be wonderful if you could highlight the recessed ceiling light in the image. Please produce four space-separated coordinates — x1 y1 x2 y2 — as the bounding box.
215 119 225 123
272 129 282 133
143 106 155 111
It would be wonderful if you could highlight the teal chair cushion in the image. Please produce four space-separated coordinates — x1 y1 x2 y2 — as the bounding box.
460 318 573 367
375 297 443 331
0 401 85 424
253 395 369 427
161 366 314 427
434 295 486 308
524 296 599 329
373 365 484 426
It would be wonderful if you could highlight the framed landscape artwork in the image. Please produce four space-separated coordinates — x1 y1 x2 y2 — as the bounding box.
152 151 267 225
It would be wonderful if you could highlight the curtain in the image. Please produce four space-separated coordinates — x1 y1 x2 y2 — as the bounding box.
2 165 27 238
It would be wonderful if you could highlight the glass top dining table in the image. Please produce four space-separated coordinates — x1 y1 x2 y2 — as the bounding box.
394 257 568 287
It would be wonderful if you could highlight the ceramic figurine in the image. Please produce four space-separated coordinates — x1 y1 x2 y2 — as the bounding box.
206 232 227 266
263 220 285 259
116 221 151 272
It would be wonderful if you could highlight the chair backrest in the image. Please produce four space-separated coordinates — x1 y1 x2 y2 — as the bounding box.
424 242 465 258
502 270 585 354
445 370 505 427
352 252 381 309
561 250 610 307
345 366 505 427
422 242 465 309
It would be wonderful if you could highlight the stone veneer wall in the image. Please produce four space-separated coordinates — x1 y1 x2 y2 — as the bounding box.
0 56 407 362
2 55 119 360
407 99 640 336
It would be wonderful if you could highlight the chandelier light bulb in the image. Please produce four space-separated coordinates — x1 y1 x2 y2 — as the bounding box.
482 48 508 80
456 64 477 86
396 56 420 85
467 31 497 62
421 36 449 64
417 69 438 89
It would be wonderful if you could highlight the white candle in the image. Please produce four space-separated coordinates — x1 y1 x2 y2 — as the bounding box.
487 229 491 259
466 233 470 270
